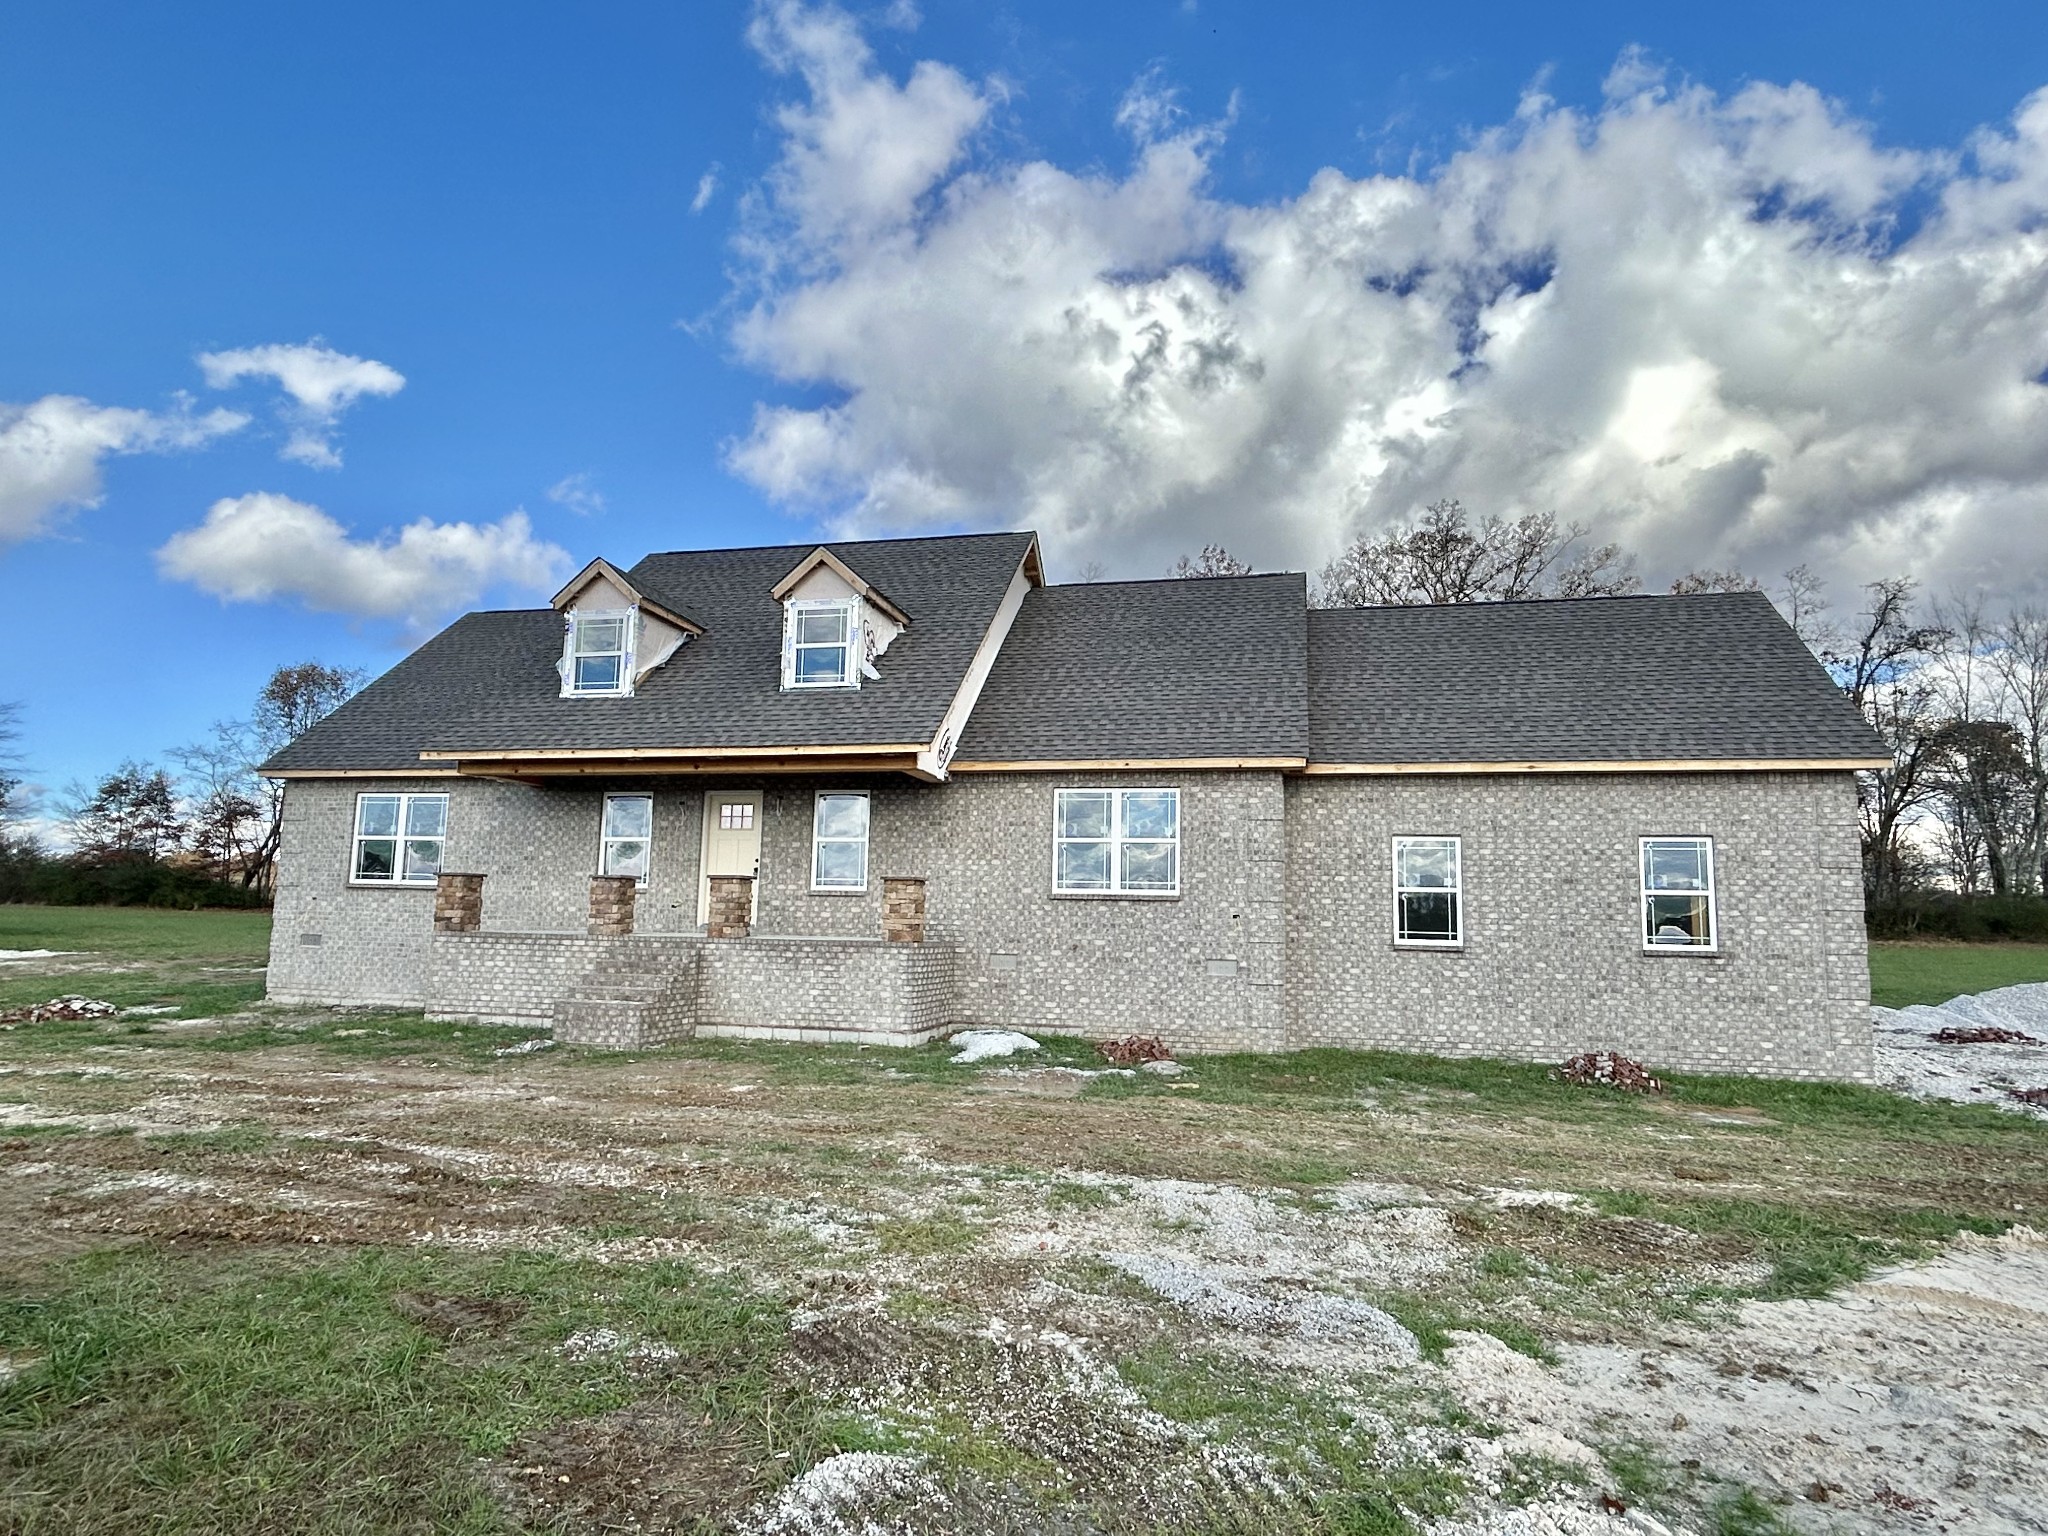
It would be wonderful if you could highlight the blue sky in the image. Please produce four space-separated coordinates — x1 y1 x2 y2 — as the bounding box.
4 1 2047 796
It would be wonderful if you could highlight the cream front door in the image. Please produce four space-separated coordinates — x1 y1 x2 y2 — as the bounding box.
698 790 763 925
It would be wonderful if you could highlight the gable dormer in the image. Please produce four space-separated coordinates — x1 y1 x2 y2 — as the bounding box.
771 547 910 691
550 558 702 699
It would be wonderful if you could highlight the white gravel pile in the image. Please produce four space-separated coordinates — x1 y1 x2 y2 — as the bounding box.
947 1029 1040 1063
1871 982 2048 1119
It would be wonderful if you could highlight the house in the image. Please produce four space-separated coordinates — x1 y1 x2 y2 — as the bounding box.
260 530 1888 1080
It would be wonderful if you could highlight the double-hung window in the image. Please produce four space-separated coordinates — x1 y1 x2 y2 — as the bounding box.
351 792 448 885
1642 837 1717 950
567 610 634 695
811 791 870 891
784 599 858 688
599 793 653 882
1053 788 1180 895
1392 836 1462 946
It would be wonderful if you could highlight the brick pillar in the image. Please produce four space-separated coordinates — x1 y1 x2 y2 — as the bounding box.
706 875 754 939
882 877 927 944
434 873 485 933
588 875 638 937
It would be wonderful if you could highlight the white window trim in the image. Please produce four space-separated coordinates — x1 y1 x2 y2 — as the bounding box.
598 792 654 885
1640 835 1719 953
563 608 638 698
347 791 448 887
810 790 870 893
782 597 861 691
1051 787 1181 898
1391 834 1463 948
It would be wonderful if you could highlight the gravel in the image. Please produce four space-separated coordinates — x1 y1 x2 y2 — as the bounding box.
1872 983 2048 1119
947 1029 1041 1063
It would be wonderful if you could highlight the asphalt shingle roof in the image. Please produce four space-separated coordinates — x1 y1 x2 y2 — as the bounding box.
1305 590 1884 763
261 531 1036 773
953 574 1312 762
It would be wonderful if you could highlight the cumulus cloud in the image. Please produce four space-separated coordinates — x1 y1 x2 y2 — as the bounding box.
0 394 247 546
156 492 571 626
197 340 405 469
546 471 606 516
724 6 2048 597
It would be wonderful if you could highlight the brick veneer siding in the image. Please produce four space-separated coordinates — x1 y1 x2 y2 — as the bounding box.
587 875 638 936
882 877 927 943
1282 770 1872 1081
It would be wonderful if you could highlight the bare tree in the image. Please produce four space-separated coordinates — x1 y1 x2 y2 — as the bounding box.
1987 606 2048 894
66 762 187 864
1315 499 1640 607
1070 560 1109 584
1825 579 1950 900
1168 544 1253 579
1667 568 1761 595
0 702 34 859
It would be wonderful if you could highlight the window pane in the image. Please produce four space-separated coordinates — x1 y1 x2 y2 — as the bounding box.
402 838 443 880
815 793 869 840
1397 839 1457 889
1122 790 1178 840
1644 839 1709 891
405 796 447 837
1056 840 1110 890
1646 894 1711 944
718 802 754 830
1056 791 1112 840
796 607 849 644
355 838 396 880
575 654 622 690
795 645 848 684
603 796 652 838
1121 840 1177 891
605 839 650 879
1399 891 1458 942
814 839 866 887
357 795 400 837
577 616 624 654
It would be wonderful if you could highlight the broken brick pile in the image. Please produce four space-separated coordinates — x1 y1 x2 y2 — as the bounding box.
1098 1034 1174 1066
1932 1025 2043 1046
1557 1050 1666 1093
0 995 118 1024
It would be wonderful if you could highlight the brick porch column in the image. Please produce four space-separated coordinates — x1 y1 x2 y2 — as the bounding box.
882 877 927 944
706 874 754 939
588 875 638 936
433 873 485 933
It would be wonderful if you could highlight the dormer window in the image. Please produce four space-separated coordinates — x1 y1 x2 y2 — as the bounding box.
568 609 635 695
784 598 859 689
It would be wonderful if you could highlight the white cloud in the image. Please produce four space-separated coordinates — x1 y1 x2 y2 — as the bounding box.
0 394 247 546
546 471 606 516
156 492 571 626
692 165 721 214
724 6 2048 599
197 340 405 469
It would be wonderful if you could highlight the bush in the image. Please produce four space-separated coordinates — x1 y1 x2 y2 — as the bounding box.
1867 894 2048 942
0 850 267 910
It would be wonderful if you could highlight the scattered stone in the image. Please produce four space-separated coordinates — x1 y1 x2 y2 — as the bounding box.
0 996 118 1025
948 1029 1041 1063
1556 1051 1665 1093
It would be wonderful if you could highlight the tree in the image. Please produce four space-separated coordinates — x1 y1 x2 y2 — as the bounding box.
67 762 186 863
0 701 35 861
1168 545 1253 579
1315 499 1640 608
1667 568 1760 595
1824 579 1950 900
1928 718 2031 894
175 661 362 891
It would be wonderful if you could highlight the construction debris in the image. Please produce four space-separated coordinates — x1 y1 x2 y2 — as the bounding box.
0 996 118 1025
1097 1034 1173 1067
1931 1025 2043 1046
1556 1051 1666 1093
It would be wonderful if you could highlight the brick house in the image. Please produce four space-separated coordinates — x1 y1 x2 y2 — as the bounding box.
261 530 1887 1078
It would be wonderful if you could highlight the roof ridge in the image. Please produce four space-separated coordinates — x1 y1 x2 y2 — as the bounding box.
1307 588 1776 616
632 528 1035 562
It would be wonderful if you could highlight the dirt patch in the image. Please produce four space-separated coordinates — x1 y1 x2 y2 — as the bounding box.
389 1291 527 1337
491 1399 768 1533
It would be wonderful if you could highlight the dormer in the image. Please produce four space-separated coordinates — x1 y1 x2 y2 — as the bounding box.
771 547 910 692
551 558 703 699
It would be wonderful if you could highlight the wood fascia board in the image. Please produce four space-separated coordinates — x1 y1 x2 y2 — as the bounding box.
1297 757 1893 775
420 742 929 762
551 557 704 634
768 546 912 627
918 549 1040 778
452 755 922 779
949 756 1309 772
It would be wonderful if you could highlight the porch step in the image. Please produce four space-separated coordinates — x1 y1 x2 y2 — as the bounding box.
551 948 700 1049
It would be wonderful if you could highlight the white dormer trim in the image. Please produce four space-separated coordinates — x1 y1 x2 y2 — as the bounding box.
561 607 640 697
781 596 862 690
770 546 911 628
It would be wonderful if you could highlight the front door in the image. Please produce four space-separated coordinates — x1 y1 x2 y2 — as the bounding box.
699 790 763 926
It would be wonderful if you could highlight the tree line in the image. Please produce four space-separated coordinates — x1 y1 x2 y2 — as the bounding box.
1164 501 2048 932
0 664 359 908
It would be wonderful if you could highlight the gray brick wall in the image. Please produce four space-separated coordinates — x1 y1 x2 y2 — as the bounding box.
1283 771 1872 1081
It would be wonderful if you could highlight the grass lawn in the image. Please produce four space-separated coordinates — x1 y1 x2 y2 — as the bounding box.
1868 940 2048 1008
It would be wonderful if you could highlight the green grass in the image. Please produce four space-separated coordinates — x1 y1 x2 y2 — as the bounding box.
1869 940 2048 1008
0 1244 833 1535
0 905 271 963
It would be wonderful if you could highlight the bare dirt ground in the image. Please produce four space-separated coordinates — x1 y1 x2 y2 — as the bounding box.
4 970 2048 1533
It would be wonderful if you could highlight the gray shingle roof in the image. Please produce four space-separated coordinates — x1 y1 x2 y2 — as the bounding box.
1306 590 1884 764
953 575 1312 762
261 531 1036 773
